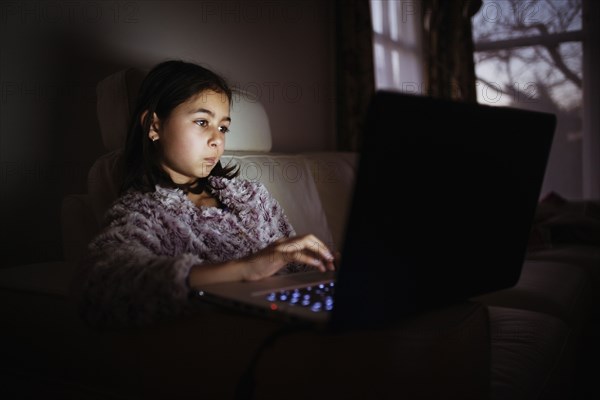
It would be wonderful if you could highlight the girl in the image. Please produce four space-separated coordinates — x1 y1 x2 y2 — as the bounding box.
79 60 335 327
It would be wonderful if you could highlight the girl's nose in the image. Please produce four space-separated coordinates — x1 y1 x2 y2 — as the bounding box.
208 129 224 148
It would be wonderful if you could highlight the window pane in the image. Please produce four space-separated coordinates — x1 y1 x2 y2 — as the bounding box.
370 0 423 92
388 0 399 41
370 0 384 35
374 42 389 88
475 43 582 109
473 0 583 42
391 49 401 86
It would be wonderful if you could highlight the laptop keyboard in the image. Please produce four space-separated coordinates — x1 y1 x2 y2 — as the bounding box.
264 282 335 313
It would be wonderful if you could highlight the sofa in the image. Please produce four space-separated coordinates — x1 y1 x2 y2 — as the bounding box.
0 68 598 399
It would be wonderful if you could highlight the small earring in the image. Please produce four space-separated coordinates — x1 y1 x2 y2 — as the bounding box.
151 136 158 142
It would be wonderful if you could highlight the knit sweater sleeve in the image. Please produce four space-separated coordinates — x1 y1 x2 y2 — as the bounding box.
78 192 201 328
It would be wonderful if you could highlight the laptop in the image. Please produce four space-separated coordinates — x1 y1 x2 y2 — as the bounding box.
194 90 556 331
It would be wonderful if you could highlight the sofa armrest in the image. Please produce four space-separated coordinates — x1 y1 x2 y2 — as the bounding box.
61 194 98 264
0 261 75 297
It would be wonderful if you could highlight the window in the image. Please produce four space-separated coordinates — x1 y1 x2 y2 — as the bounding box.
370 0 597 199
472 0 585 199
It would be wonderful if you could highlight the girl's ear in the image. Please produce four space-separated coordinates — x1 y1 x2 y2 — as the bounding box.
141 111 161 141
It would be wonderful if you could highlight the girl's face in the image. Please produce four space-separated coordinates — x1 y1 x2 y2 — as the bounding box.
150 90 230 185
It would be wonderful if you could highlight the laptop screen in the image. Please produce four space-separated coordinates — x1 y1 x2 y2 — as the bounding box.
330 91 556 330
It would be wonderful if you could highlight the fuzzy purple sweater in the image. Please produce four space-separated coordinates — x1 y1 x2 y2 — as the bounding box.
80 176 303 327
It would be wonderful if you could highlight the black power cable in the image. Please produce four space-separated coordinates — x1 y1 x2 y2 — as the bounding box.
234 322 314 400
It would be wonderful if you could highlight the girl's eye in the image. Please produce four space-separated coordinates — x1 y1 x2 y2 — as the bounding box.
194 120 208 127
219 126 230 134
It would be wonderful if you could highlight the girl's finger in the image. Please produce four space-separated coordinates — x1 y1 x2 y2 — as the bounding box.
282 250 327 272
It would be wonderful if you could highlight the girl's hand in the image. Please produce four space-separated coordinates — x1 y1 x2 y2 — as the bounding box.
243 234 335 281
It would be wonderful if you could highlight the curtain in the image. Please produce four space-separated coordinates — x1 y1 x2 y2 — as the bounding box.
421 0 482 102
335 0 375 151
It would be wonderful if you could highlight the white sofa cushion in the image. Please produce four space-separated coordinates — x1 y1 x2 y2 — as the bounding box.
222 153 334 250
474 260 592 328
303 152 358 251
226 90 272 151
